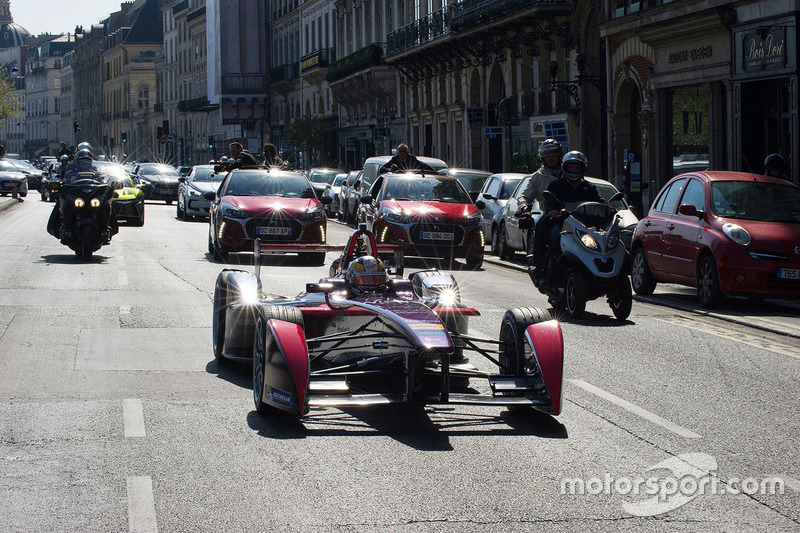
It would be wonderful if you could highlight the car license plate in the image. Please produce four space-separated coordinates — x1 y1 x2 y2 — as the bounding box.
777 268 800 279
421 231 454 241
257 226 291 236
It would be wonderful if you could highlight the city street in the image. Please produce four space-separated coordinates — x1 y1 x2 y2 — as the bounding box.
0 197 798 531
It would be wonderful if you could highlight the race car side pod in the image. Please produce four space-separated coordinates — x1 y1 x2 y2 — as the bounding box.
524 320 564 416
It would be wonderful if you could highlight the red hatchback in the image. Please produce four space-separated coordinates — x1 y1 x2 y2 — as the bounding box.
361 172 486 269
206 169 330 264
630 171 800 307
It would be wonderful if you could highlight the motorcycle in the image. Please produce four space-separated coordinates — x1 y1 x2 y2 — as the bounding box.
529 190 632 320
47 167 119 259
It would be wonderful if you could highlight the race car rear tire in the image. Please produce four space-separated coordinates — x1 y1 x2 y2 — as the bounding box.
253 305 305 416
499 307 553 414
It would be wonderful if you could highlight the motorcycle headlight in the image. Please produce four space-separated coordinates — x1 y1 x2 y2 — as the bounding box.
385 210 411 224
300 204 325 221
577 230 600 251
90 198 101 208
222 204 248 219
74 198 85 208
722 223 751 246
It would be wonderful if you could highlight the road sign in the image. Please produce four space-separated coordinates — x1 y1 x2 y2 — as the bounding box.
483 127 503 139
167 136 175 144
160 136 167 145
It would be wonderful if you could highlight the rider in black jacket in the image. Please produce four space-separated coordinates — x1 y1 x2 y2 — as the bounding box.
224 142 259 170
530 151 603 281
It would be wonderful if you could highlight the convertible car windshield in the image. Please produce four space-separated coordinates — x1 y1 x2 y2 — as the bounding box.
711 180 800 222
222 171 315 198
383 176 472 203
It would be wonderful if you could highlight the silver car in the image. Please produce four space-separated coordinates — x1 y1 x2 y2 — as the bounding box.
476 173 525 254
0 160 28 198
322 172 347 218
177 165 225 220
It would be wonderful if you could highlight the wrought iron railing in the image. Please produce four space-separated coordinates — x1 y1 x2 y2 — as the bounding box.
450 0 569 32
222 74 268 93
269 65 299 84
387 7 452 56
326 44 385 83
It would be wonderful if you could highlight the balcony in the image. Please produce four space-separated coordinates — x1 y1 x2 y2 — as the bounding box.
187 7 205 23
608 0 675 20
177 96 218 112
222 74 267 94
172 0 189 16
270 65 299 84
301 48 335 73
326 44 385 83
387 7 452 57
450 0 569 33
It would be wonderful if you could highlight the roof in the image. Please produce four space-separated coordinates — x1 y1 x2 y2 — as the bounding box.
121 0 162 45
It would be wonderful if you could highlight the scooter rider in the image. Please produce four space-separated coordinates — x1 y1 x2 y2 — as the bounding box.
521 138 562 207
530 150 603 284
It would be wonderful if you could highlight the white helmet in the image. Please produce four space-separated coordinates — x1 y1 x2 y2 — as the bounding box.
345 256 388 291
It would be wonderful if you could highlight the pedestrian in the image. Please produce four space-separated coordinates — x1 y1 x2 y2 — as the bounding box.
58 142 73 160
0 142 5 159
263 142 284 168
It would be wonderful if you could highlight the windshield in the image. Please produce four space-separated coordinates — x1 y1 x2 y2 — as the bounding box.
499 178 523 200
140 164 180 177
222 171 316 198
711 180 800 222
190 166 223 182
445 170 491 193
384 176 472 204
333 174 347 186
308 169 339 183
594 181 628 211
63 160 108 184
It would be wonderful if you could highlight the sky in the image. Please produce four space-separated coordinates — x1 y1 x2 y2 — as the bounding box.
11 1 129 37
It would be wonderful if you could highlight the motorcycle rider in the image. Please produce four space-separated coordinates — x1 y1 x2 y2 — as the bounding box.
530 150 603 285
521 138 563 207
58 142 74 160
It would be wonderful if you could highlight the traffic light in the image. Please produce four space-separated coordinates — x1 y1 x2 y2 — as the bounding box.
208 136 214 149
121 131 127 143
73 121 80 134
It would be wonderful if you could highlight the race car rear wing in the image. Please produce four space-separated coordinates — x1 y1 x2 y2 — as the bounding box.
253 238 404 280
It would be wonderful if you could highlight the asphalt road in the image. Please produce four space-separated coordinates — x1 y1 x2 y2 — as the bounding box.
0 197 798 531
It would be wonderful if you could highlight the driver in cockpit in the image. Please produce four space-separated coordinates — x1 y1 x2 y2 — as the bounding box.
345 255 389 296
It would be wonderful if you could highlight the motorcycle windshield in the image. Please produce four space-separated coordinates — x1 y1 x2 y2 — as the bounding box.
571 202 616 230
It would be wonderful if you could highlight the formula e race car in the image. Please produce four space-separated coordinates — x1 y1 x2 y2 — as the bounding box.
212 224 565 418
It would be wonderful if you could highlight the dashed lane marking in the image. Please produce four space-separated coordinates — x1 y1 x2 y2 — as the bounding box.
569 379 703 439
126 476 158 533
123 399 146 438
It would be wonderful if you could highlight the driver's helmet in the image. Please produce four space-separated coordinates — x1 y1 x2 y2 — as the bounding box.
345 255 388 291
562 151 588 183
75 148 93 160
538 138 563 160
76 142 93 154
764 153 785 175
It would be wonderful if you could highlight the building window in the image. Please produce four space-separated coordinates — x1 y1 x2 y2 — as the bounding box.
671 86 709 177
138 87 149 109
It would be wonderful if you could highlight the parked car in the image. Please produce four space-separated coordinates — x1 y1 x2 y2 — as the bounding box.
476 173 526 253
177 164 224 220
0 160 28 198
360 171 486 269
131 163 181 203
322 171 347 218
339 170 362 223
177 165 193 177
307 168 341 199
205 168 332 264
7 158 46 192
439 168 492 202
97 161 146 226
630 171 800 307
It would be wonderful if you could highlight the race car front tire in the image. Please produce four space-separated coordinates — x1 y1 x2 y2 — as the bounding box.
499 306 553 414
253 305 305 416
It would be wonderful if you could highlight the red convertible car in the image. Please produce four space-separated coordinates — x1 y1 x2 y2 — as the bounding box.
206 168 332 264
630 171 800 307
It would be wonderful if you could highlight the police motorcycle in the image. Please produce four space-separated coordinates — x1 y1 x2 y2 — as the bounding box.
46 146 120 260
531 189 632 320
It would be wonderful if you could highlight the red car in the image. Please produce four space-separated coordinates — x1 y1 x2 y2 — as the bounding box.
361 172 486 269
630 171 800 307
206 168 331 264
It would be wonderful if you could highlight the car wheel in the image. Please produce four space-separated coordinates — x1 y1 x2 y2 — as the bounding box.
630 247 656 296
490 227 500 255
697 255 725 308
253 306 305 416
498 307 553 413
177 200 185 220
608 276 633 321
497 224 511 260
208 231 215 255
563 268 586 318
465 252 483 270
166 200 173 205
212 279 228 363
301 251 326 266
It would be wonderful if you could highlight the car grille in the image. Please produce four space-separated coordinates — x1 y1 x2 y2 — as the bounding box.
245 218 303 241
409 223 465 245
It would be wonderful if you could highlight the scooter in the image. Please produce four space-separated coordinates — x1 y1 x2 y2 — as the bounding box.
47 171 119 260
531 191 632 320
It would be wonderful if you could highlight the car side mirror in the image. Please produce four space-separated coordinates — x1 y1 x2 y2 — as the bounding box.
354 180 361 189
474 199 486 209
203 191 216 201
178 176 186 183
482 194 496 201
678 204 703 219
360 194 373 204
320 195 333 205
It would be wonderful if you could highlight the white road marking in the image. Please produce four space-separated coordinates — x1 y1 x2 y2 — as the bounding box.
781 475 800 492
656 315 800 359
126 476 158 533
569 379 703 439
123 399 146 438
120 305 131 315
118 271 128 286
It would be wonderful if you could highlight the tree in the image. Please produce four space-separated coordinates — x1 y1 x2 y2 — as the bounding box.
0 74 22 125
286 115 338 169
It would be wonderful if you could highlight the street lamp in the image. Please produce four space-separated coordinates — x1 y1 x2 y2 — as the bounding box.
549 52 605 114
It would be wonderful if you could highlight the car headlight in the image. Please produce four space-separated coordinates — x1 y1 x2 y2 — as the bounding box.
188 187 202 197
385 210 411 224
577 230 600 251
222 204 248 219
463 210 482 227
722 223 751 245
300 204 325 220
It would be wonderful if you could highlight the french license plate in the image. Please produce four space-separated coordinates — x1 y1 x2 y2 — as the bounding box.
1 181 14 188
257 226 291 236
421 231 454 241
777 268 800 279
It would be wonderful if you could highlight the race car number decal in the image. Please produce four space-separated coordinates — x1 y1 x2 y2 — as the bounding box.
257 226 292 236
421 231 454 241
266 386 292 408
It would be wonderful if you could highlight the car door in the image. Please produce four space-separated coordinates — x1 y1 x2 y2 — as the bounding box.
639 177 687 276
503 177 530 250
363 175 385 231
660 177 706 280
477 176 500 238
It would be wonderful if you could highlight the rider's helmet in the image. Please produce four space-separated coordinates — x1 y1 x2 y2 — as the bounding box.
764 153 785 176
561 151 588 183
59 155 69 163
538 138 563 161
76 142 93 154
75 148 93 160
220 156 229 163
345 255 388 292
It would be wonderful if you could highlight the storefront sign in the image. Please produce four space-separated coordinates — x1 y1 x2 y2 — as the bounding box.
668 46 713 64
743 28 786 71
